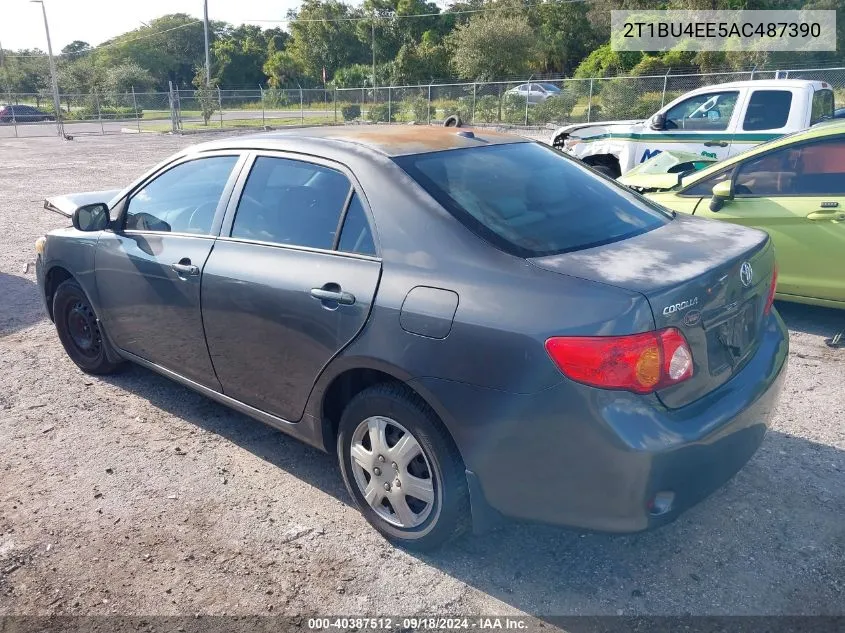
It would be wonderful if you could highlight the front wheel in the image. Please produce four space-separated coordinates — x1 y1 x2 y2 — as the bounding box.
53 279 124 375
337 383 470 550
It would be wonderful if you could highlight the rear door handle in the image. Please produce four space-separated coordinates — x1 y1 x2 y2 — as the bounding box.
171 261 199 276
807 210 845 221
311 287 355 305
703 141 729 147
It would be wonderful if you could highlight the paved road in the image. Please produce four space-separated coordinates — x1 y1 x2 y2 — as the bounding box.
0 109 339 138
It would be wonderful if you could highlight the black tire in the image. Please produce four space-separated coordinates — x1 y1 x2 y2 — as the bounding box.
443 114 462 128
337 383 470 551
53 279 123 375
590 163 618 179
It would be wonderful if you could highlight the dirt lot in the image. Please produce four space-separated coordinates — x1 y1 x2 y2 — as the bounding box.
0 132 843 620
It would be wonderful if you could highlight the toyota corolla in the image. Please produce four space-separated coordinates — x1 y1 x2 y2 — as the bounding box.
35 126 788 550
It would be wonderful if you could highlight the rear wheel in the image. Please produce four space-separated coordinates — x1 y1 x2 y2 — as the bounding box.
53 279 123 375
337 383 469 550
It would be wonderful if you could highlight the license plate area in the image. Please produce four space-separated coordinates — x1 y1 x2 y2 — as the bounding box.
706 300 758 375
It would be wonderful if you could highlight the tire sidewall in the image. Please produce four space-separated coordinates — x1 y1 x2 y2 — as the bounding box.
53 280 113 373
337 388 464 548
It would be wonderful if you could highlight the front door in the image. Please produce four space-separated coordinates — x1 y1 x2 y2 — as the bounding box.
95 153 244 388
202 154 381 421
637 89 741 166
695 136 845 303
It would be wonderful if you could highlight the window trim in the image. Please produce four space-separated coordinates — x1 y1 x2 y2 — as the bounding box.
117 150 248 237
729 133 845 199
219 150 381 258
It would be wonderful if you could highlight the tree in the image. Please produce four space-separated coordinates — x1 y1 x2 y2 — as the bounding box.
104 62 154 93
450 13 534 81
286 0 367 82
532 1 599 75
192 66 218 125
213 25 271 88
61 41 91 57
393 31 450 83
263 50 304 88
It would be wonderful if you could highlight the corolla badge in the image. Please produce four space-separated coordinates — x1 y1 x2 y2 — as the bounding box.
663 296 699 316
740 261 753 288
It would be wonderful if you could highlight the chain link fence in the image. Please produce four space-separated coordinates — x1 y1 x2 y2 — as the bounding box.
4 65 845 139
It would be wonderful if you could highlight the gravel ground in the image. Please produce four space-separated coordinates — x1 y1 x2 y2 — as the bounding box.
0 132 843 620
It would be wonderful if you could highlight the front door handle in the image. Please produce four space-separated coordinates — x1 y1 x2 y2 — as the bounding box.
171 260 199 276
807 210 845 221
311 287 355 305
703 141 729 147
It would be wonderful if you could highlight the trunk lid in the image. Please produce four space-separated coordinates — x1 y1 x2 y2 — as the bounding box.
530 214 774 408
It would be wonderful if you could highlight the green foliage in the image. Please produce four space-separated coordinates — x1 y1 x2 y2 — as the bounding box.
573 44 642 80
405 95 435 122
532 93 578 124
366 103 395 122
331 64 374 89
287 0 367 82
450 13 534 81
263 50 304 88
599 79 663 120
341 104 361 120
475 94 498 123
502 93 527 125
65 105 142 120
453 96 474 122
192 67 218 125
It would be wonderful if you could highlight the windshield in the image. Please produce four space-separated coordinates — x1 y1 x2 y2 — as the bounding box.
394 143 671 257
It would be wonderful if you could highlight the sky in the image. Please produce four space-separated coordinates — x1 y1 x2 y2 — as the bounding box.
0 0 305 52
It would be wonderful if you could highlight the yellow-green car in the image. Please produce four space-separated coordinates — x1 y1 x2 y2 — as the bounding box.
620 121 845 309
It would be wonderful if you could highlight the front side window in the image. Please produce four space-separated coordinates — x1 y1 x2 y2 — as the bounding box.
125 156 239 234
681 167 736 197
743 90 793 131
395 143 670 257
231 156 351 250
664 91 739 131
735 137 845 196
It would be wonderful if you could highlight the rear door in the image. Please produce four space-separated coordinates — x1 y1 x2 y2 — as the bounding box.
695 135 845 304
202 153 381 421
95 153 245 389
727 88 798 158
636 89 741 165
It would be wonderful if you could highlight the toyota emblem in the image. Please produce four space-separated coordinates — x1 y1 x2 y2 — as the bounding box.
739 261 753 287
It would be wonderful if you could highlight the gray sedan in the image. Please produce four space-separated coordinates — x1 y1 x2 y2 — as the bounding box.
35 126 787 550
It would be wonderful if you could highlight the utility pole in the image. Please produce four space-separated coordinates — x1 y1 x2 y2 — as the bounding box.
203 0 211 86
371 15 376 89
30 1 63 137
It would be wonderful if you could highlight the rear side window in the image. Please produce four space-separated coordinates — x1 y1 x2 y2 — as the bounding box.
395 143 670 257
811 89 834 124
231 156 351 250
338 193 376 256
743 90 792 131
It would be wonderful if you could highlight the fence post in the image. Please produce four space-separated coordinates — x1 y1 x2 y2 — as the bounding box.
7 89 18 138
334 88 338 123
525 78 532 126
472 82 476 124
218 86 223 128
131 86 141 133
95 91 105 135
587 78 594 123
259 85 265 127
299 85 304 123
427 84 432 125
388 86 391 123
661 69 670 108
168 81 177 133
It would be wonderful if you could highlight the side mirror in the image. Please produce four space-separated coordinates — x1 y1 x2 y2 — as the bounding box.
709 180 733 212
650 113 666 130
72 203 110 232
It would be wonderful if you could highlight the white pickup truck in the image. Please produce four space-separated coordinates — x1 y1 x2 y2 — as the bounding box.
550 79 835 177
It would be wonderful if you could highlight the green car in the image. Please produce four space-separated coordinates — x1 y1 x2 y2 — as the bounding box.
621 121 845 309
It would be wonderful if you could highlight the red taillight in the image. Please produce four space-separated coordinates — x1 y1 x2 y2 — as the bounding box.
764 264 778 315
545 328 694 394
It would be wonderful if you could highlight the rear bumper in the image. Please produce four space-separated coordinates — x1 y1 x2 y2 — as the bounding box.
412 310 788 533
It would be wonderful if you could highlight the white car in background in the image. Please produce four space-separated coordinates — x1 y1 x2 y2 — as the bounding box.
505 82 560 104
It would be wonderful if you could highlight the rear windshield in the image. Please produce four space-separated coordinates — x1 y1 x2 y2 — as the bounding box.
394 143 671 257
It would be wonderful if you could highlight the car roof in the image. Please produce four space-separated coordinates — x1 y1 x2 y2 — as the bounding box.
681 119 845 186
190 125 528 158
686 79 830 91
